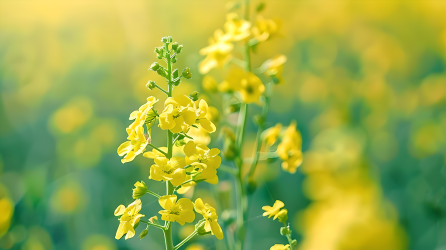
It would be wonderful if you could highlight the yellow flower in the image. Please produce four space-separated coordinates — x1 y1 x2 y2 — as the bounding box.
202 75 219 93
224 13 251 41
194 198 224 240
277 121 303 173
262 200 285 219
187 126 211 145
159 95 197 133
252 16 280 42
143 147 168 159
220 68 265 103
117 126 148 163
260 55 287 84
184 141 221 184
195 99 217 133
270 244 290 250
132 181 148 199
126 96 158 134
114 199 145 240
263 123 282 146
158 195 195 225
199 30 234 74
149 157 187 186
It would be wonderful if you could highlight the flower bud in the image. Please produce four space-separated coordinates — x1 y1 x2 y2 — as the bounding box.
132 181 148 199
171 42 179 51
149 216 159 225
182 67 192 79
171 56 177 63
291 240 297 246
176 44 183 54
189 91 199 101
253 115 265 126
195 220 208 235
280 226 290 236
146 80 156 90
175 138 187 147
277 209 288 224
149 62 161 71
139 226 149 239
161 36 172 44
154 46 164 54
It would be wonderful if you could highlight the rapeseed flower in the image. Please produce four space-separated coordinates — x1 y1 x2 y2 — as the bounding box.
252 16 280 42
260 55 287 84
149 157 187 186
143 147 168 159
117 126 148 163
224 13 251 41
184 141 221 184
159 95 197 133
199 30 233 74
194 198 224 240
270 244 290 250
114 199 145 240
195 99 216 133
132 181 148 199
277 121 303 173
126 96 158 134
158 195 195 225
262 200 285 219
220 68 265 103
263 123 282 146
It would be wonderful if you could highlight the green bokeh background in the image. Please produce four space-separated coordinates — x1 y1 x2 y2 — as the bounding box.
1 1 446 250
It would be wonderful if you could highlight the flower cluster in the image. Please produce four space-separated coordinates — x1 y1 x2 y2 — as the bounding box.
262 200 296 250
113 37 223 249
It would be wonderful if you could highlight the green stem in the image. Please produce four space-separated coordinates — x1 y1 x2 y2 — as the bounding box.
174 230 198 250
246 81 272 182
163 41 175 250
146 190 161 198
219 164 238 175
154 83 169 95
148 143 168 157
140 219 165 230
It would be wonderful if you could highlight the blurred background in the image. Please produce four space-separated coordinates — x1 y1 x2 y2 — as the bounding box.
1 0 446 249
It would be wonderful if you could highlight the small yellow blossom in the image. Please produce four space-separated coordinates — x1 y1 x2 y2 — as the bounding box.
199 30 233 74
252 16 280 42
114 199 145 240
262 200 285 219
270 244 290 250
194 198 224 240
261 55 287 84
195 99 217 133
184 141 221 184
126 96 158 134
263 123 282 146
149 157 187 186
117 126 148 163
143 147 168 159
132 181 148 199
277 121 303 173
158 195 195 225
159 95 197 133
220 68 265 103
224 13 251 41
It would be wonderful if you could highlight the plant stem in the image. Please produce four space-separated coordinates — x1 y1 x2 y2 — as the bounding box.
174 230 198 250
140 219 165 230
163 41 175 250
146 190 161 198
148 143 168 157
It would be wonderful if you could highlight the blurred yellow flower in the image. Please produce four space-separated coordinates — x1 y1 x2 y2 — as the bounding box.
126 96 158 134
194 198 224 240
252 16 280 42
262 123 282 146
220 68 265 103
159 95 197 133
277 121 303 173
202 75 219 93
0 197 13 237
270 244 290 250
187 127 211 145
224 13 251 41
149 157 187 186
117 126 148 163
158 195 195 225
114 199 145 240
199 30 234 74
261 55 287 84
184 141 221 184
262 200 285 219
195 99 216 133
51 97 93 134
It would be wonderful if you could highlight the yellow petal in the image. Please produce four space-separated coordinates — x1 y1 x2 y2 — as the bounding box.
199 119 216 133
115 222 127 240
179 209 195 224
159 195 177 210
114 205 126 216
210 221 224 240
184 141 196 157
194 198 206 215
170 169 186 186
177 198 194 211
117 141 132 156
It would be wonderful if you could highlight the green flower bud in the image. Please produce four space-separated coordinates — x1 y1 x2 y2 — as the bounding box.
161 36 172 44
146 80 156 90
149 62 160 71
149 216 159 225
172 68 179 79
182 67 192 79
280 226 290 236
139 226 149 240
132 181 148 199
154 46 164 54
195 220 208 236
157 53 163 59
277 209 288 224
291 240 297 246
175 138 186 147
133 220 140 230
189 91 199 101
176 44 183 54
171 42 179 51
171 56 177 63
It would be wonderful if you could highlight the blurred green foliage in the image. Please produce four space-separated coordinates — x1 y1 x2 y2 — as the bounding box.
0 0 445 250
